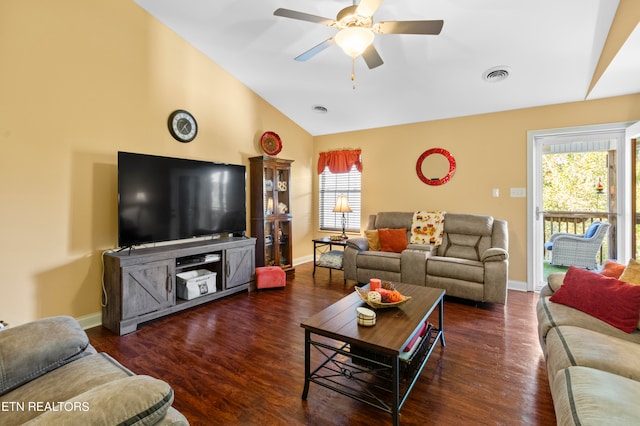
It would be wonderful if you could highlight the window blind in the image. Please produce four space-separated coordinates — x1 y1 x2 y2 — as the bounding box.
319 165 361 232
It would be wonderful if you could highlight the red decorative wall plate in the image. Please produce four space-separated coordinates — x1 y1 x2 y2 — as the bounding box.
260 131 282 156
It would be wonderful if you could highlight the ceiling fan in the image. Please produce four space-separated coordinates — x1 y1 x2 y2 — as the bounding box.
273 0 444 69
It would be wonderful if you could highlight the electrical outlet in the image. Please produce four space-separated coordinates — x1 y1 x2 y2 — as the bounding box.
510 187 526 198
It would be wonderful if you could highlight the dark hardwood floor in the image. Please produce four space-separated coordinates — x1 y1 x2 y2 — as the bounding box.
86 262 556 426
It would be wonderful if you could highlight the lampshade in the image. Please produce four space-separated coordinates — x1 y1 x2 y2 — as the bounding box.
333 195 352 213
334 27 374 58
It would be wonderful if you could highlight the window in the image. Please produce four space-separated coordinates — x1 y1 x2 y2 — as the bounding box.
319 165 361 232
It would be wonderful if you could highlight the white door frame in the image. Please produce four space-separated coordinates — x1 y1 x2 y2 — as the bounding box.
527 121 637 292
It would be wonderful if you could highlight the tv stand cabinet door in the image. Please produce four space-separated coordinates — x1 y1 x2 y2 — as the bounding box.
121 259 175 319
226 245 255 289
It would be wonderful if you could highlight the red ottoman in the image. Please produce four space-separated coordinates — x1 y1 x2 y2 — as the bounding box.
256 266 286 289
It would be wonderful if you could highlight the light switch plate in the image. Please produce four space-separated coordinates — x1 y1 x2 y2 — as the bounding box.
510 187 526 198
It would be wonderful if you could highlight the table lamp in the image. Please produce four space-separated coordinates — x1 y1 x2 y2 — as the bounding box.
333 195 352 239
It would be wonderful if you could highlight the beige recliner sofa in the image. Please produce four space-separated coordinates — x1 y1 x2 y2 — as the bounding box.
343 212 509 304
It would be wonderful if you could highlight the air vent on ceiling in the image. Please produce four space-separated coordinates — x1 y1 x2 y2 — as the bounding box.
312 105 328 113
483 66 510 83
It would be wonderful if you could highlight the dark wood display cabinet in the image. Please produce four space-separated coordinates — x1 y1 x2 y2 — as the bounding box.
103 237 255 335
249 156 294 272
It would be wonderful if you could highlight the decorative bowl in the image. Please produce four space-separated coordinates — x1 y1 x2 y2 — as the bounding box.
355 286 411 309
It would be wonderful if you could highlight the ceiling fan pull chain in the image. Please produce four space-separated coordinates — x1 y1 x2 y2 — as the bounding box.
351 57 356 89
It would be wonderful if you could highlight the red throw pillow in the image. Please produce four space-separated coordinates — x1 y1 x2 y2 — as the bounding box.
378 228 408 253
550 266 640 333
600 260 626 279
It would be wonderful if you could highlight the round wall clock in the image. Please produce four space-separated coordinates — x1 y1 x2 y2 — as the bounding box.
168 110 198 143
260 131 282 156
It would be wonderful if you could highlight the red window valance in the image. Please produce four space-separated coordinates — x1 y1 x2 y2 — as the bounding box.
317 149 362 174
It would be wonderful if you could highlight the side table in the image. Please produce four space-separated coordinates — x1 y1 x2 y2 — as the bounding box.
312 237 347 283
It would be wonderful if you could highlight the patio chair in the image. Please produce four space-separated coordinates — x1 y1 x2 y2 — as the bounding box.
544 221 610 270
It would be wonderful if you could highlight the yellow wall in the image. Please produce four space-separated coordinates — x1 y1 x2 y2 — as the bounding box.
1 0 638 326
0 0 314 326
314 95 640 284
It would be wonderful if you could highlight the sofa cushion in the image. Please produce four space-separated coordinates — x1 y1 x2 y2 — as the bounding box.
374 212 414 230
442 213 493 236
2 352 176 425
549 267 640 333
0 316 93 396
437 213 495 261
356 251 401 273
546 326 640 382
551 366 640 426
24 375 174 426
364 230 380 251
427 257 484 283
378 228 408 253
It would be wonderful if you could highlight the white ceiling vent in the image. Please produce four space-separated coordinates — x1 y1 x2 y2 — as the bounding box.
483 66 511 83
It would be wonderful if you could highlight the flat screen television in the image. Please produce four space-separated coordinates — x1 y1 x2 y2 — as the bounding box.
118 151 246 247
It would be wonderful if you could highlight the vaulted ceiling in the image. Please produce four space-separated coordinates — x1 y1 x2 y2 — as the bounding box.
134 0 640 136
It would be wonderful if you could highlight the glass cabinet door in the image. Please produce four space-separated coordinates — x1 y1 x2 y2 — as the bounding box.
264 166 275 216
278 220 291 267
265 220 275 266
276 167 290 216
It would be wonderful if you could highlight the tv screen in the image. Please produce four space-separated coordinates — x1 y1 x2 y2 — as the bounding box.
118 152 246 247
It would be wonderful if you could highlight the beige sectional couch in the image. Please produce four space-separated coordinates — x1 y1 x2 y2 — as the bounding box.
537 272 640 425
343 212 509 304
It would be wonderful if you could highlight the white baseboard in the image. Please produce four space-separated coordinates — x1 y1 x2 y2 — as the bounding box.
76 312 102 330
294 255 314 266
508 280 528 292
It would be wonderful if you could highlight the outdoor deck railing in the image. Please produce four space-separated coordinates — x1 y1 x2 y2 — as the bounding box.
543 211 614 263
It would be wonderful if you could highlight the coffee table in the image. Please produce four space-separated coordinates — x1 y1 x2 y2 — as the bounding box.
301 283 445 425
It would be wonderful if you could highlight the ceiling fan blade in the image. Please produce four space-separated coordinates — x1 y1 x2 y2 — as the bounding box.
274 8 335 26
356 0 384 17
375 20 444 35
362 44 384 69
295 38 335 62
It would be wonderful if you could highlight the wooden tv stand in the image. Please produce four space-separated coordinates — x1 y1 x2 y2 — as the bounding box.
102 237 256 335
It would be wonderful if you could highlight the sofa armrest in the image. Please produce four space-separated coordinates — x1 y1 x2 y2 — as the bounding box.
481 247 509 262
0 316 94 396
346 237 369 252
25 375 183 425
547 272 566 292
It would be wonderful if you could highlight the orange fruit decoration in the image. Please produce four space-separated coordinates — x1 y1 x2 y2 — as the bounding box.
389 290 403 303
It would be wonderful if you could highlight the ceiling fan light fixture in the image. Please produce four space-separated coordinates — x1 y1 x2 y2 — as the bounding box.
335 27 374 58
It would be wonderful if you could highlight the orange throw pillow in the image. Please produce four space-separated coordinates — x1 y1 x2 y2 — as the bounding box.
378 228 408 253
601 260 626 279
